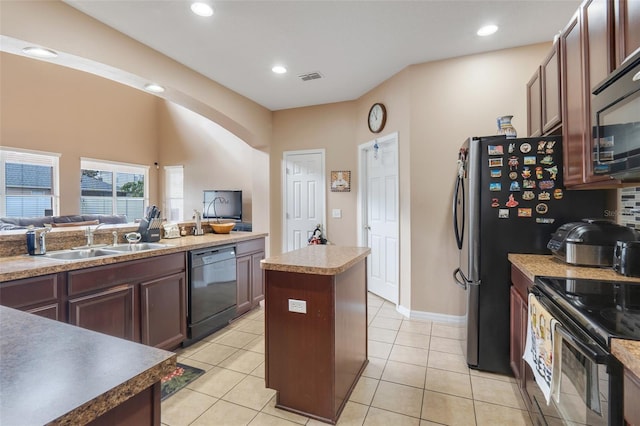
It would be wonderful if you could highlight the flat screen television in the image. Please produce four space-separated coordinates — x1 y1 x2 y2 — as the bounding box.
203 190 242 221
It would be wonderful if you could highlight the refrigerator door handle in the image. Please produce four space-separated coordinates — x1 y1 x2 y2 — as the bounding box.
453 175 465 250
453 267 471 290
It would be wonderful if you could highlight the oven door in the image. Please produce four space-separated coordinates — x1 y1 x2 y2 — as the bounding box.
526 291 623 426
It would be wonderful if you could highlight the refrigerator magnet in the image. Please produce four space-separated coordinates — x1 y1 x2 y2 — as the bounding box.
489 158 503 167
489 182 502 191
522 191 535 201
488 145 504 155
553 189 564 199
545 165 558 180
524 156 536 165
509 181 521 192
491 198 500 208
508 143 515 153
545 141 556 153
520 143 532 153
537 140 547 153
536 217 555 224
536 203 549 214
540 180 555 190
498 209 509 218
508 156 519 170
506 194 519 207
536 167 544 179
523 180 536 189
517 208 532 217
509 171 518 180
521 167 532 178
538 191 551 201
540 155 554 165
490 169 502 178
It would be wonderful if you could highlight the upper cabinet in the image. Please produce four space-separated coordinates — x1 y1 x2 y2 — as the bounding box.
529 0 637 188
614 0 640 68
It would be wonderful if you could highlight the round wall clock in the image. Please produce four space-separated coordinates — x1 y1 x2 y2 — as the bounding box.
368 103 387 133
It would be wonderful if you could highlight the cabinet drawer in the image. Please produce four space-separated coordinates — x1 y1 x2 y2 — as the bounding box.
236 238 265 256
68 253 185 296
0 274 60 309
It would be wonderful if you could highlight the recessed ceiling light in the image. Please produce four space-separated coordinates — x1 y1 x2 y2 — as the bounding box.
477 25 498 37
191 2 214 17
272 65 287 74
144 83 165 93
22 46 58 59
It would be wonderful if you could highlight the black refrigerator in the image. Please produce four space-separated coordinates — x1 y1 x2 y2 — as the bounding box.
452 135 608 375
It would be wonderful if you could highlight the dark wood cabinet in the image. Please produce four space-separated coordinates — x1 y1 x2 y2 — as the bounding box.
614 0 640 68
541 42 562 133
526 67 542 137
68 284 137 341
140 272 186 350
561 11 589 187
509 265 532 387
0 273 65 321
235 239 265 317
624 368 640 425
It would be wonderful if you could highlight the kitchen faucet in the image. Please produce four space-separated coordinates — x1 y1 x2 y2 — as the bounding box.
85 223 106 246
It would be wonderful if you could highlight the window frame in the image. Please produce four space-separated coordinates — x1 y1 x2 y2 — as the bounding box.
164 165 184 222
80 157 149 219
0 147 60 218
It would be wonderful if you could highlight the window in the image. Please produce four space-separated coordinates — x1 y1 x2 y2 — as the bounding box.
80 158 148 221
0 148 60 217
164 165 184 221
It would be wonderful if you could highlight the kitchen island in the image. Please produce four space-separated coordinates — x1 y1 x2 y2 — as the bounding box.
0 305 176 425
261 245 370 424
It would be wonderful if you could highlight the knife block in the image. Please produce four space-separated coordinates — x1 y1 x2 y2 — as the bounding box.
137 219 161 242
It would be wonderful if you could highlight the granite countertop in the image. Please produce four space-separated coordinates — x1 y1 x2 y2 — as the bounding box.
612 339 640 379
509 253 640 382
261 245 371 275
0 232 268 282
508 253 640 283
0 306 176 425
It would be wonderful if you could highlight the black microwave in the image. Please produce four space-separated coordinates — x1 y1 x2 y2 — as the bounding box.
592 49 640 181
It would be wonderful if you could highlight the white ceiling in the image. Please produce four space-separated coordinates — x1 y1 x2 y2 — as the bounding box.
63 0 580 111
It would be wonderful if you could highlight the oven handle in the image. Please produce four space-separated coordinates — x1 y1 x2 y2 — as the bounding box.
530 287 608 364
554 325 608 364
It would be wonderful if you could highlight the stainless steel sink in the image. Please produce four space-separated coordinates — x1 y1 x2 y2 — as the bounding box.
103 243 173 252
39 243 173 261
43 248 119 261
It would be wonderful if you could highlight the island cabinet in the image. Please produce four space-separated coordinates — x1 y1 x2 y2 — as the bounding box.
262 245 370 424
0 272 65 321
235 238 265 317
67 252 187 349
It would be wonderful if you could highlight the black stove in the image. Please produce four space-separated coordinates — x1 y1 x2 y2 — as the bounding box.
535 277 640 347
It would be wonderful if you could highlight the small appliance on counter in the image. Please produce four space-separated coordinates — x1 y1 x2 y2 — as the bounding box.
613 240 640 277
547 219 640 266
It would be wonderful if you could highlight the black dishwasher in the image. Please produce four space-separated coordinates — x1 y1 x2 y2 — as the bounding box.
184 245 237 346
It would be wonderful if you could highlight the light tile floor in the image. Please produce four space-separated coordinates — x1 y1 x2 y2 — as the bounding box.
162 293 532 426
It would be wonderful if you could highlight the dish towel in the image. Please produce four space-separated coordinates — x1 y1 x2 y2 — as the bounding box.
523 293 560 404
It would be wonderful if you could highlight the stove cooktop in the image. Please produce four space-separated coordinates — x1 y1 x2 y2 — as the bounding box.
536 277 640 344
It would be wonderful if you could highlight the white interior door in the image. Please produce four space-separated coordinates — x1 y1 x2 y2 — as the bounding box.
359 134 399 303
283 150 325 252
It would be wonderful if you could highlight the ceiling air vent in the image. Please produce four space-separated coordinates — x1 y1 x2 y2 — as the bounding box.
297 71 323 82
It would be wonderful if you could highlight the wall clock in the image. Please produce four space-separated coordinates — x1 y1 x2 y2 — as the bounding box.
368 103 386 133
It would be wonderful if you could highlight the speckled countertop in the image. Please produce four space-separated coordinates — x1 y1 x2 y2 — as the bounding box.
0 305 176 425
509 254 640 381
0 232 268 282
261 245 371 275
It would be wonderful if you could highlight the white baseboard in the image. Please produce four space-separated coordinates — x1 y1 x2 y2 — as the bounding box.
396 304 465 325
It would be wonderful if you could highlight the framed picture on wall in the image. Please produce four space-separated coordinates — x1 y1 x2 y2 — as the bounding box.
330 170 351 192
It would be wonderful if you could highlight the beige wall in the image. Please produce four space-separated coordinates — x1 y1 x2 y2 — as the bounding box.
0 52 160 214
272 43 552 316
